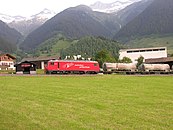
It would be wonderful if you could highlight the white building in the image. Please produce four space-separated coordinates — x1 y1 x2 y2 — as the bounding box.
0 54 16 70
119 47 167 63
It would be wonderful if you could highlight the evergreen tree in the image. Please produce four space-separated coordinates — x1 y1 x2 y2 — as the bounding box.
136 56 144 68
95 50 116 67
119 57 132 63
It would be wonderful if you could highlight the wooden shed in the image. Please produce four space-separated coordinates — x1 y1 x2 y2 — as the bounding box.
21 56 59 69
15 61 36 74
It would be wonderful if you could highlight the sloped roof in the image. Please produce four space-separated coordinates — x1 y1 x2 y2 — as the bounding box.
21 56 59 62
15 60 36 66
145 57 173 63
0 53 16 60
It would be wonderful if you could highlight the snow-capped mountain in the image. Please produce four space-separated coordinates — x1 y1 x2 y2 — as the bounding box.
90 0 142 13
0 8 55 23
0 13 26 23
0 9 56 36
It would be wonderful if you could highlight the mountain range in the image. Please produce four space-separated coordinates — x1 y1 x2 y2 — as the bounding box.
90 0 142 13
0 13 26 23
0 0 143 37
1 0 173 56
114 0 173 41
20 0 154 50
0 0 141 23
20 5 121 50
0 9 56 36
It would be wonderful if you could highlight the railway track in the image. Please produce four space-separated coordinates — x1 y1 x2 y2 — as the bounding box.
1 72 173 76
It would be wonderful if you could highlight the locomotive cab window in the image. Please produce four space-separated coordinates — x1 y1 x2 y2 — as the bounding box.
50 62 54 66
94 63 98 66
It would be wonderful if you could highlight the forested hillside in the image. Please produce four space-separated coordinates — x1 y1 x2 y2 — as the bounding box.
60 36 124 59
0 36 17 53
30 36 124 60
114 0 173 41
33 35 77 57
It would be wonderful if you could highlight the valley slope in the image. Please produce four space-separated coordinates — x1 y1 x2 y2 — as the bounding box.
114 0 173 41
0 20 22 52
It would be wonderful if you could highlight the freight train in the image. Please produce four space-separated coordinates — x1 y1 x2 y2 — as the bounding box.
45 60 173 74
102 62 173 74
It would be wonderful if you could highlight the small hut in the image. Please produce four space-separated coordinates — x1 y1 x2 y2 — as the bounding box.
15 61 36 74
21 56 59 69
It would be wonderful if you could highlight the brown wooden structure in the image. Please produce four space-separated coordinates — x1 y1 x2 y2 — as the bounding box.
15 61 36 74
21 56 59 69
145 57 173 69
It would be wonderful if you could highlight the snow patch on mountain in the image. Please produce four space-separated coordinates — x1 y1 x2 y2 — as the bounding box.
0 13 26 23
0 9 56 36
90 0 142 13
0 8 56 23
30 8 56 20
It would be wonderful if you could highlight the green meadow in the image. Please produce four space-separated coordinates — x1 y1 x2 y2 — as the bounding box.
0 75 172 129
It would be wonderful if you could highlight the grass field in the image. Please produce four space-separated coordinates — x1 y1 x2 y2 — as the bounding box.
0 75 172 129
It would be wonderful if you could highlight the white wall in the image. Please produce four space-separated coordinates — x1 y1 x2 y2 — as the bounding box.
0 61 15 70
0 61 14 66
41 61 45 69
119 47 167 63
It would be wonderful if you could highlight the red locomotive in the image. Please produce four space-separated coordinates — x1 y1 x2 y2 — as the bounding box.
45 60 100 74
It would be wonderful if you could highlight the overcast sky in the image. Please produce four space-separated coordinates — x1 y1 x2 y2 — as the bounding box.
0 0 117 16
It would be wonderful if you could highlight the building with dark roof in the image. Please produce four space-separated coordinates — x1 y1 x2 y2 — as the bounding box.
15 61 36 74
145 57 173 69
21 56 60 69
